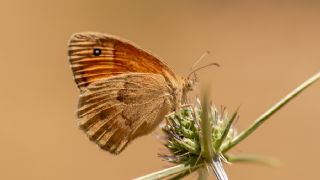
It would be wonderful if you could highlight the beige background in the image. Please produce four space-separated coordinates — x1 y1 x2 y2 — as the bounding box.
1 0 320 179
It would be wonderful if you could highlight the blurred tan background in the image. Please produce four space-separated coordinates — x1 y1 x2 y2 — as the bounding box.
1 0 320 179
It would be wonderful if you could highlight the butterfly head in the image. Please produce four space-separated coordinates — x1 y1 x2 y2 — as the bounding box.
183 73 198 92
179 73 198 104
181 62 220 101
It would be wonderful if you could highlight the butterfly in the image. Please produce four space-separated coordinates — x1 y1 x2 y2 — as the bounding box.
68 32 197 154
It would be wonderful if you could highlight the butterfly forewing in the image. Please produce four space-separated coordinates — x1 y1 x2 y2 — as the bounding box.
68 32 178 91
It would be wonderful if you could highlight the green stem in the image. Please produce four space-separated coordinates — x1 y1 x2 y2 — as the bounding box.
222 71 320 153
200 89 214 160
197 167 209 180
225 154 281 167
134 164 201 180
169 164 202 180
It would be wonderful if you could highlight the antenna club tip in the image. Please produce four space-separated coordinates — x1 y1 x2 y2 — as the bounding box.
211 62 220 67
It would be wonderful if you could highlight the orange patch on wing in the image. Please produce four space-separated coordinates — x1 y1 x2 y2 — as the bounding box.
68 32 177 90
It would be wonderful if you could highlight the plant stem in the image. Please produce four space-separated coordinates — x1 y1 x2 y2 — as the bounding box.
197 167 209 180
200 89 229 180
134 164 201 180
200 89 214 160
225 154 281 167
210 157 228 180
222 71 320 153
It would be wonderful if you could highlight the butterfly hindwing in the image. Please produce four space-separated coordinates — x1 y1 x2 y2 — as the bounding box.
77 73 173 154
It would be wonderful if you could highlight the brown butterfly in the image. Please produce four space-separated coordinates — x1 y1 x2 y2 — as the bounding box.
68 32 197 154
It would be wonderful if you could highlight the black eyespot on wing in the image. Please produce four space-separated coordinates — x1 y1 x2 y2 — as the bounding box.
93 48 102 56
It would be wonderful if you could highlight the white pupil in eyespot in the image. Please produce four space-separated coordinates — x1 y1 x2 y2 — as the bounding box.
93 48 101 56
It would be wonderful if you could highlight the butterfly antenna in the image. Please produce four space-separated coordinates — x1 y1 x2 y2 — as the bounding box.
191 51 211 70
187 62 220 79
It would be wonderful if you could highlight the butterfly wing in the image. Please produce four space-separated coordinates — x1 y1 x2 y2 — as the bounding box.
68 32 184 154
77 73 173 154
68 32 179 91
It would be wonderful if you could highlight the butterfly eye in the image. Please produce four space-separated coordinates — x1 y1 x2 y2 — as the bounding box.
93 48 102 56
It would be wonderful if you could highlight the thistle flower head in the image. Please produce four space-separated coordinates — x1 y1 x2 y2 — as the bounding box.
160 98 238 165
